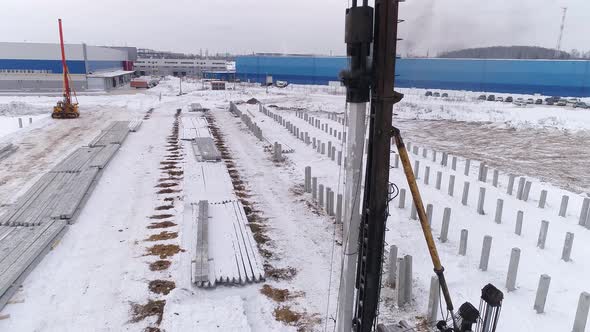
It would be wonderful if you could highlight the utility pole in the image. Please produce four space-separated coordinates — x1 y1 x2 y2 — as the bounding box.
352 0 403 331
337 1 373 331
555 7 567 58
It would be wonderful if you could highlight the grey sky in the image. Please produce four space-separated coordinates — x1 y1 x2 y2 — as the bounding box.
1 0 588 56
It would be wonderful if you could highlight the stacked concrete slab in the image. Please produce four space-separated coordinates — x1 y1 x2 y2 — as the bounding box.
192 137 221 162
184 112 265 288
0 120 134 309
0 143 18 161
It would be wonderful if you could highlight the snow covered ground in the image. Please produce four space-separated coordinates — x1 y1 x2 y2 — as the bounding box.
0 79 588 331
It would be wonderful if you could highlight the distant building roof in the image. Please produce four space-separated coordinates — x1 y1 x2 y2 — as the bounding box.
87 70 135 78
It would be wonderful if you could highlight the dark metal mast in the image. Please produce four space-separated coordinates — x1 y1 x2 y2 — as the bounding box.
352 0 403 331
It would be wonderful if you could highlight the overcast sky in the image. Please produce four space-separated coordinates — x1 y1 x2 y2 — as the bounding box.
1 0 588 56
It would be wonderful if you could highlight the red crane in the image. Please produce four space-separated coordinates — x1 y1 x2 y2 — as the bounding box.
52 18 79 119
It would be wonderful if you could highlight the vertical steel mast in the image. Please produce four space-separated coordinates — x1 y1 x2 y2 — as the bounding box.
352 0 403 331
337 0 373 330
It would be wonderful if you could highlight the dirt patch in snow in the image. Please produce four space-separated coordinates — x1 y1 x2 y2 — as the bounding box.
147 221 177 229
154 205 174 211
146 244 184 259
130 299 166 325
149 214 174 219
157 188 181 195
149 260 171 271
160 161 178 166
260 284 302 303
264 265 298 281
160 165 179 170
163 197 175 202
146 231 178 242
155 182 178 188
144 327 161 332
148 280 176 295
166 170 184 177
159 177 182 182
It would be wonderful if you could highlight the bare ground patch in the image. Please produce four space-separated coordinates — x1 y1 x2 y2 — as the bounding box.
149 260 171 271
149 214 174 219
148 280 176 295
147 221 177 229
146 231 178 242
146 244 184 259
130 300 166 325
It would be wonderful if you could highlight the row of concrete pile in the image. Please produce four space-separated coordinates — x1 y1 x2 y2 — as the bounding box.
0 120 137 310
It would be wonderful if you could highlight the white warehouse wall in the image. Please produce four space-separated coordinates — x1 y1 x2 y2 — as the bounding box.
0 42 128 61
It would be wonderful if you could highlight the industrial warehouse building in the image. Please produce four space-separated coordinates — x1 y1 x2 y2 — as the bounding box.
134 58 230 77
0 42 136 92
236 55 590 97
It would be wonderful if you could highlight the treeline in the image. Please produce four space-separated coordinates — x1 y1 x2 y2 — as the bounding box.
438 46 590 60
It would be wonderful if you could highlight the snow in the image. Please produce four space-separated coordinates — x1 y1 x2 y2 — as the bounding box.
0 79 588 331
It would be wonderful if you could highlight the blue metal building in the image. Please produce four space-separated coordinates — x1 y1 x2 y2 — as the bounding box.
236 55 590 97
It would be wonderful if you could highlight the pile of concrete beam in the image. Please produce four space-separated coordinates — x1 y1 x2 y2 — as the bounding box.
0 120 135 309
185 112 265 288
192 200 265 288
0 143 18 161
192 137 221 162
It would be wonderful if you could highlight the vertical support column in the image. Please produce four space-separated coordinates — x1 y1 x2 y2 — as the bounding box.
312 177 318 201
319 184 324 206
494 199 504 224
459 229 468 256
464 159 471 176
338 151 343 166
506 248 521 292
492 169 499 187
507 174 516 195
516 177 526 200
462 182 470 206
304 166 311 193
478 163 485 182
398 189 406 209
432 150 437 162
451 156 457 170
414 160 420 179
338 102 367 331
534 274 551 314
477 187 486 215
559 195 569 217
579 198 590 226
435 171 442 190
538 190 548 208
537 220 549 249
404 255 413 303
393 154 399 168
479 235 492 271
424 166 430 185
440 208 451 243
426 204 433 225
410 203 418 220
515 211 524 235
397 257 406 307
336 194 343 223
427 275 440 324
448 175 455 196
388 245 398 287
522 181 532 202
573 292 590 332
321 142 326 155
422 148 427 158
562 232 574 262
